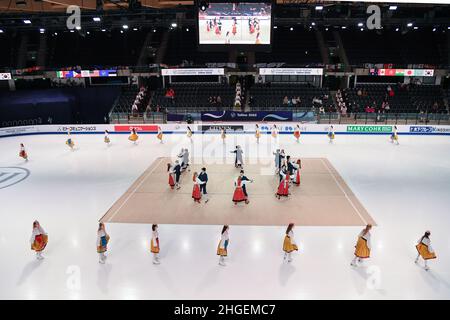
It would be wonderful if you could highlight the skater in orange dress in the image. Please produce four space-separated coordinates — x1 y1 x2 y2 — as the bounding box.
30 220 48 260
351 224 372 266
283 223 298 262
232 22 237 35
276 166 290 199
294 124 301 143
19 143 28 161
217 225 230 266
192 172 204 203
157 127 163 143
150 224 160 264
128 128 139 144
271 124 278 138
167 163 175 189
415 231 436 271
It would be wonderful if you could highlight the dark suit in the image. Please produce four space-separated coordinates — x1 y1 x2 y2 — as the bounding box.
174 164 181 183
240 176 251 196
198 171 208 194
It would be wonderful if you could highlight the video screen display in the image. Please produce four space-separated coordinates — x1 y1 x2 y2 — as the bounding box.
198 2 272 45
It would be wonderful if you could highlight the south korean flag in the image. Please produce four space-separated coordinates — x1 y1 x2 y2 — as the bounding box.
0 73 12 80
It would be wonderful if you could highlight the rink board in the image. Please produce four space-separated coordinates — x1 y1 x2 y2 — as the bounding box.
101 157 375 226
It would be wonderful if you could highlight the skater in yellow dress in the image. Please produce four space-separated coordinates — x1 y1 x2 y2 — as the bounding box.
19 143 28 161
255 124 261 144
187 126 193 142
390 125 399 145
104 130 111 146
328 125 335 143
97 222 110 264
151 224 161 264
157 127 163 144
271 124 278 138
415 231 436 271
351 224 372 266
294 124 301 143
217 225 230 266
221 127 226 144
128 128 139 144
66 129 75 150
30 220 48 260
283 223 298 262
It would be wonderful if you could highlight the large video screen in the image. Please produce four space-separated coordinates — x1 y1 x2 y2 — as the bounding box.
198 2 272 46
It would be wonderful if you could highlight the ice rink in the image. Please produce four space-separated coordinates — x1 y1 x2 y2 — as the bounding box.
1 132 450 300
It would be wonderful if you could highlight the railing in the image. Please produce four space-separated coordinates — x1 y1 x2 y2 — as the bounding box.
316 112 450 125
109 112 167 124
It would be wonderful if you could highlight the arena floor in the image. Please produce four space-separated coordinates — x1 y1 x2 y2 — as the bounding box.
0 133 450 299
101 157 375 226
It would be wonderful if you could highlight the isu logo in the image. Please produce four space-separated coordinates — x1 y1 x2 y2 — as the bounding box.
0 167 30 190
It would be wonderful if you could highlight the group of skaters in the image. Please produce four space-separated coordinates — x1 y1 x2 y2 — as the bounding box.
205 16 262 44
16 124 400 161
30 220 437 269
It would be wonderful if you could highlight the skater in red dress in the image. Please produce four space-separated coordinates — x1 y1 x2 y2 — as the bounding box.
292 159 302 186
167 163 175 189
19 143 28 161
232 23 237 35
192 172 204 203
232 171 252 205
276 166 290 199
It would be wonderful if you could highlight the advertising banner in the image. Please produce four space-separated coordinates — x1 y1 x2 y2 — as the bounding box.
347 125 392 133
259 68 323 76
201 111 293 122
161 68 224 76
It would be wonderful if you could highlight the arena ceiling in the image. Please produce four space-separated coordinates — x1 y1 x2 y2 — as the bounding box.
1 0 448 13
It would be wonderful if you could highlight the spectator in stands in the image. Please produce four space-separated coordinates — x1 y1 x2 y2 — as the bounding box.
283 96 289 105
292 97 298 105
165 87 175 99
216 96 222 104
319 106 325 114
357 88 362 96
132 103 138 117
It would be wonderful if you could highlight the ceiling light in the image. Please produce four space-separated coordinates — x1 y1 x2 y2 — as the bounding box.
407 22 413 27
315 6 323 11
23 19 31 24
389 6 398 10
101 29 106 32
358 22 364 27
76 26 81 30
290 27 293 31
93 17 101 22
171 22 177 28
122 25 128 29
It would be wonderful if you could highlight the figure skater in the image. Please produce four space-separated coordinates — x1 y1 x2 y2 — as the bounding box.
30 220 48 260
19 143 28 161
351 224 372 267
273 149 281 174
255 124 261 144
198 167 209 203
283 223 298 262
157 127 163 144
225 31 230 44
187 126 193 141
294 124 301 143
255 32 261 44
128 128 139 144
221 127 226 143
104 130 111 146
276 165 290 199
271 124 278 138
390 125 399 145
328 125 335 143
231 145 244 168
167 163 175 190
97 223 110 264
217 225 230 266
415 231 436 271
192 172 204 203
151 224 160 264
292 159 302 186
66 129 75 150
233 170 252 205
178 148 190 172
173 160 182 190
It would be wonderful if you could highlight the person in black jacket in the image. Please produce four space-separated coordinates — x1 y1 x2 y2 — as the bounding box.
198 167 209 203
173 160 181 190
